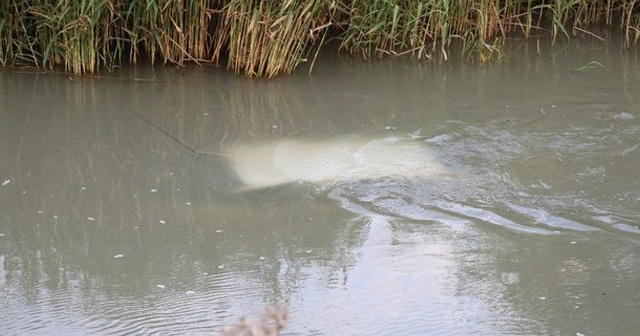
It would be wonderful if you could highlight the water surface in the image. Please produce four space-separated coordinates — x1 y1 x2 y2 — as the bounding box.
1 39 639 335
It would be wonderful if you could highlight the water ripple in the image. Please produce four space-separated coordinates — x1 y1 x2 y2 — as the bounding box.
0 269 271 336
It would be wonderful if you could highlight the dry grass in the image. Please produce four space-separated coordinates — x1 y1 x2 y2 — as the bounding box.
211 0 330 77
1 0 639 77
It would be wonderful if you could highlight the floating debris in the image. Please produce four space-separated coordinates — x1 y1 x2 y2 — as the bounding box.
222 304 288 336
614 112 635 120
1 179 10 186
113 254 124 258
229 135 452 191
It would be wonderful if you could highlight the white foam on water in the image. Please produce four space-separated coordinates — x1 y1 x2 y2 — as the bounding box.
228 135 454 191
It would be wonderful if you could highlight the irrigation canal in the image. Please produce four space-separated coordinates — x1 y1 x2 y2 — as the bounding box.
1 39 639 335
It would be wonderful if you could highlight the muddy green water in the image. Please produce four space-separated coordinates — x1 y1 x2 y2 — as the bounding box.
1 40 639 335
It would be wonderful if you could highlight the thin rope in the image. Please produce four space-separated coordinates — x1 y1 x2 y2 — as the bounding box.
131 110 228 157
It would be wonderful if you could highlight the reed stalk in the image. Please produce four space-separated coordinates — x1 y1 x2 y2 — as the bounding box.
212 0 330 77
1 0 638 77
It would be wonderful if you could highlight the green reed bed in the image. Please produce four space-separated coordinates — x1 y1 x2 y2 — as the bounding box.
122 0 214 65
1 0 639 77
211 0 331 77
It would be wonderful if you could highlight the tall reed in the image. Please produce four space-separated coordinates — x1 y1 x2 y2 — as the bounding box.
121 0 214 66
1 0 638 77
211 0 331 77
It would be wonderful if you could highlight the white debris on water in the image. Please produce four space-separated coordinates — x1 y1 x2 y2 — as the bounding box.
87 217 95 221
229 135 453 191
614 112 635 120
218 265 225 269
215 229 224 233
156 284 165 289
1 179 10 186
150 188 158 193
158 219 166 224
113 254 124 258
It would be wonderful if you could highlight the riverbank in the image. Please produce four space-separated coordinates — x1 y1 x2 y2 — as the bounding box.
1 0 638 77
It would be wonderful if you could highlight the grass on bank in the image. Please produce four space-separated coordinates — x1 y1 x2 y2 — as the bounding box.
0 0 639 77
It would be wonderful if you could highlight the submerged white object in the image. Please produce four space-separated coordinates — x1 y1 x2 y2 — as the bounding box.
228 135 453 191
